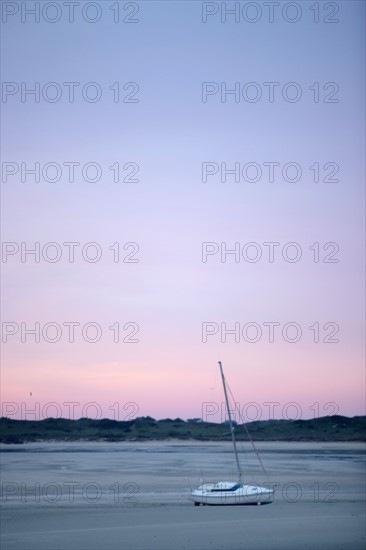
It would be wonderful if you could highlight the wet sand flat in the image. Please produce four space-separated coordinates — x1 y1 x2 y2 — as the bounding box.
1 441 365 549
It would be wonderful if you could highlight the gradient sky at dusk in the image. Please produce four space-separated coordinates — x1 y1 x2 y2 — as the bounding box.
1 1 365 421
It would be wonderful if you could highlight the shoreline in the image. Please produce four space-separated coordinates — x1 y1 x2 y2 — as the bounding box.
1 439 365 449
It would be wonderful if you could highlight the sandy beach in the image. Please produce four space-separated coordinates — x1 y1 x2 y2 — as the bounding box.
1 441 365 549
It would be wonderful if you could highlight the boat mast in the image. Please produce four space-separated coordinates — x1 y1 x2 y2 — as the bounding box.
218 361 242 484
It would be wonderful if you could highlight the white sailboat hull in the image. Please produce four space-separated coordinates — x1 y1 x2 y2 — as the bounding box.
190 482 274 506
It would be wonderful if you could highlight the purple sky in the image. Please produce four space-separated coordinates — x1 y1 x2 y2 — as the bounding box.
1 1 365 421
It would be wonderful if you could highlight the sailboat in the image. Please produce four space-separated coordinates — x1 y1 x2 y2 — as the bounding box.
190 362 274 506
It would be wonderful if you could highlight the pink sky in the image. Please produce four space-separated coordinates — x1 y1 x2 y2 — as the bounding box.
1 2 365 422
